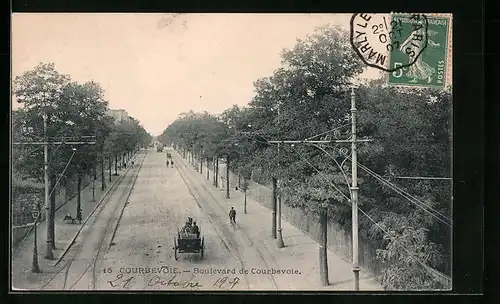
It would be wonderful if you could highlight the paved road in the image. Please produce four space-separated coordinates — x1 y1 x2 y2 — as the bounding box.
29 147 381 291
96 148 279 291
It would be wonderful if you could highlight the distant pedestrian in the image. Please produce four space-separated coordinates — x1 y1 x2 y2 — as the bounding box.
229 207 236 224
123 162 127 169
166 160 170 166
77 208 82 224
171 160 174 168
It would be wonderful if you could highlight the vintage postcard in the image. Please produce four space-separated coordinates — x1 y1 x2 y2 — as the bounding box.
11 13 452 291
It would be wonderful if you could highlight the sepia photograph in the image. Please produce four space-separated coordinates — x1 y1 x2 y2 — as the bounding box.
10 13 452 291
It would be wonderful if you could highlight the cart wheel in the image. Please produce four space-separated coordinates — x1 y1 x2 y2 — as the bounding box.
174 238 178 260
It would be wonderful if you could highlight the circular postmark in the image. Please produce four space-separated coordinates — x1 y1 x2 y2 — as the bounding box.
350 13 429 72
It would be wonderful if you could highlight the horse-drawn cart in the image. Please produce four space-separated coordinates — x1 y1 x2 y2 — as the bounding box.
173 230 205 260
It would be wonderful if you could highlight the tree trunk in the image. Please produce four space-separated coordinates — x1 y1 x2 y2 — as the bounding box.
215 157 219 188
200 153 203 174
76 174 82 221
272 177 277 239
192 145 195 167
319 208 329 286
195 148 199 172
114 155 118 175
49 174 57 249
92 164 96 201
244 190 247 214
226 157 230 199
101 153 106 191
212 157 216 185
206 158 210 180
108 156 112 182
238 173 241 189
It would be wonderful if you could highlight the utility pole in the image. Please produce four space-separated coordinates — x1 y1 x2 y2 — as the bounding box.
15 116 96 261
226 157 230 199
43 113 53 260
350 87 360 290
92 163 96 202
109 155 112 182
272 177 277 239
276 103 285 248
265 87 370 290
101 146 106 191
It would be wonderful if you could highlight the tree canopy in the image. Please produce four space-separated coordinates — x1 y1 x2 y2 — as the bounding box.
12 62 152 182
158 25 452 290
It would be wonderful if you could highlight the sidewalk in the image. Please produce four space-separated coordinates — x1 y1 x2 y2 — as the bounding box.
11 155 138 290
175 151 383 291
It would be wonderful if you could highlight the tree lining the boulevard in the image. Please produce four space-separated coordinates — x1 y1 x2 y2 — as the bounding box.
12 62 152 238
159 25 452 290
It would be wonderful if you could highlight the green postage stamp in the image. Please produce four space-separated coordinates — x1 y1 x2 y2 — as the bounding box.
387 14 451 88
350 13 452 89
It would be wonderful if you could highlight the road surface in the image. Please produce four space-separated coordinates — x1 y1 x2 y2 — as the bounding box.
95 148 282 291
32 147 379 291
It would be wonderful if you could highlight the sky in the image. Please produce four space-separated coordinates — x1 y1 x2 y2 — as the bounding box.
12 13 382 136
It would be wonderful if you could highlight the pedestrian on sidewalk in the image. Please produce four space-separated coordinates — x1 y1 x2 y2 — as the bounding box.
229 207 236 224
77 208 82 224
166 160 170 166
171 160 174 168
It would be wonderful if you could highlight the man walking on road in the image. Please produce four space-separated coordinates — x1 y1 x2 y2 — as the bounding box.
229 207 236 224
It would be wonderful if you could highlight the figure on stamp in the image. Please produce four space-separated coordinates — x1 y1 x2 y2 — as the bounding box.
400 29 441 84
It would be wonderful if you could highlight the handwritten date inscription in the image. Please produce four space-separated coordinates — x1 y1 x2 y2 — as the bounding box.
107 274 240 290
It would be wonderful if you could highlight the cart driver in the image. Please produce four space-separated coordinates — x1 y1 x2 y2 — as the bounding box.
180 219 192 234
191 221 200 237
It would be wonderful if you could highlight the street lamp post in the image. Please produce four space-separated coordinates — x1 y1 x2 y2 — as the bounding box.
31 201 41 273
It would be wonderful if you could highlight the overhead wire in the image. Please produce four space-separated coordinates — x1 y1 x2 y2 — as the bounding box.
340 154 452 227
303 123 351 141
288 144 451 285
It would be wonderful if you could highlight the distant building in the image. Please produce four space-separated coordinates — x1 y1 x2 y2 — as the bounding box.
107 109 130 123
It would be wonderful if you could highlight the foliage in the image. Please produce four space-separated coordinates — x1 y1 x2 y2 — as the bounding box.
12 62 152 225
376 227 450 290
157 24 452 290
